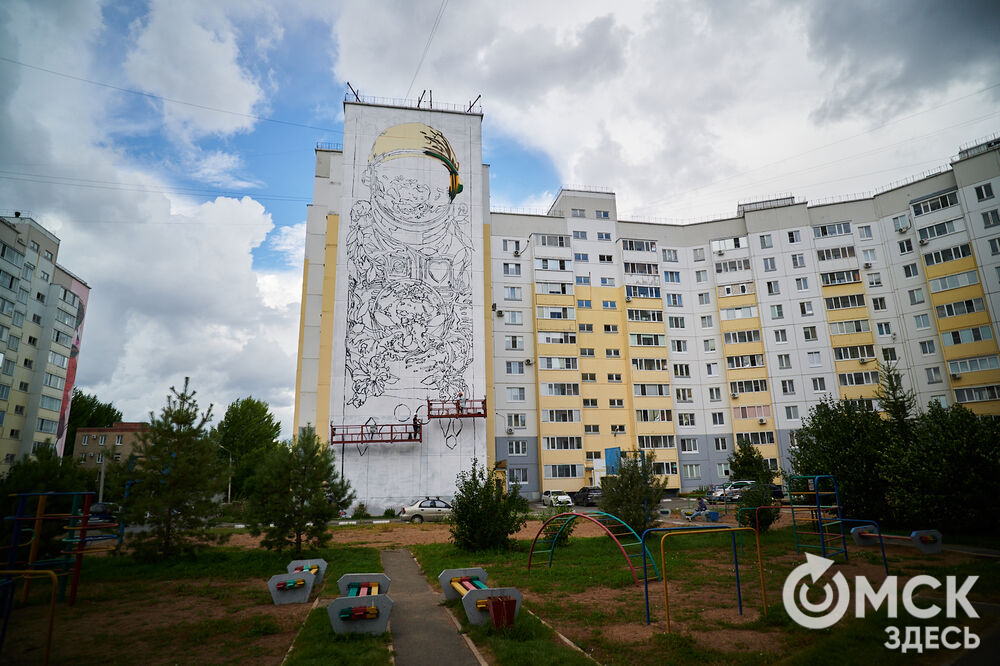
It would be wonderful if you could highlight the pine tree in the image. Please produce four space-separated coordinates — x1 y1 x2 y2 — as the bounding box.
247 425 352 554
126 378 225 559
598 451 666 534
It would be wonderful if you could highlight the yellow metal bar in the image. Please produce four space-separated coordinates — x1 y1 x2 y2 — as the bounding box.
658 527 767 632
21 495 47 604
450 580 468 597
369 582 379 595
2 569 58 665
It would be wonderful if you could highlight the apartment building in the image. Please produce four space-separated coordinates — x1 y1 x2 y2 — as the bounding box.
0 212 90 468
75 422 146 470
296 99 1000 506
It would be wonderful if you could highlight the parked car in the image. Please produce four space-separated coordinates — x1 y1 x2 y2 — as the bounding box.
541 490 573 508
573 486 603 506
399 497 452 523
709 480 754 503
726 482 785 502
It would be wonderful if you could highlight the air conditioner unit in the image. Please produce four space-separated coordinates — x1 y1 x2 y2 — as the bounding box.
951 373 961 379
505 427 514 435
758 417 768 425
625 295 632 302
730 392 739 399
495 310 504 317
513 250 521 257
859 357 870 364
919 238 928 246
891 333 897 340
897 227 908 234
863 262 872 269
716 250 725 256
524 358 533 366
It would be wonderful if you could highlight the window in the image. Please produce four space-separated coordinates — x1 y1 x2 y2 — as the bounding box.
506 387 525 402
706 362 719 376
704 338 716 352
673 364 690 378
668 316 685 329
859 225 872 239
607 373 622 383
682 464 701 479
503 263 521 276
792 253 805 268
22 359 32 370
763 257 776 272
760 234 772 249
544 436 583 450
803 326 818 341
817 246 856 261
774 329 787 343
867 272 882 287
808 351 821 367
872 297 887 311
700 315 713 328
862 249 876 263
926 367 943 384
698 292 711 306
898 239 913 254
504 335 524 350
883 347 897 361
504 286 522 301
695 269 708 283
584 424 600 434
975 183 994 201
781 379 795 395
598 232 612 241
786 405 800 419
788 230 800 243
920 340 936 355
778 354 791 369
914 314 930 329
115 434 123 446
795 277 809 291
663 249 678 262
984 210 1000 228
544 464 584 479
502 239 521 253
929 269 979 293
767 281 780 295
582 373 596 382
611 424 626 434
605 348 621 358
663 270 681 283
709 387 722 402
912 191 958 216
800 301 813 316
670 339 687 352
507 413 527 429
712 412 725 425
664 293 683 307
680 436 698 451
812 377 826 392
991 238 1000 256
595 210 610 219
582 398 598 408
675 388 693 403
877 322 892 336
908 288 925 306
693 248 706 262
924 243 973 267
577 299 591 309
602 300 616 310
573 253 589 263
576 275 590 285
903 263 919 278
771 304 784 320
942 326 994 346
571 208 585 217
599 255 613 263
572 230 587 240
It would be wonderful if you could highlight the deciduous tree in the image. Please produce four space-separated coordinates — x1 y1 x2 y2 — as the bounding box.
599 451 666 534
63 389 122 458
449 458 529 551
212 397 281 501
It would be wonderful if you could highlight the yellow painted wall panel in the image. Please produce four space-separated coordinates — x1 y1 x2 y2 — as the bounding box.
535 293 576 306
483 226 495 468
720 317 763 332
838 385 880 400
963 402 1000 416
942 340 999 361
831 332 876 347
717 294 758 308
923 255 978 280
821 283 867 298
928 284 987 307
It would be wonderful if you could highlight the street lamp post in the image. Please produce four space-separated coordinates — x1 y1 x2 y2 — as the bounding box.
218 444 232 504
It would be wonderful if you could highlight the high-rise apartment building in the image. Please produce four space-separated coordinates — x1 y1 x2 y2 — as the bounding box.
0 213 90 467
296 100 1000 506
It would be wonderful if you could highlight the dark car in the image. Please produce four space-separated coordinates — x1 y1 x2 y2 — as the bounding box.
726 482 785 502
573 486 603 506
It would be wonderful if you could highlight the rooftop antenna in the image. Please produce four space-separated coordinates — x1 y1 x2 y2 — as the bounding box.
417 90 426 108
346 82 360 102
429 90 433 108
467 94 481 112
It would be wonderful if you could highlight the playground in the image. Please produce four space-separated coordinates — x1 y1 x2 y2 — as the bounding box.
2 508 997 665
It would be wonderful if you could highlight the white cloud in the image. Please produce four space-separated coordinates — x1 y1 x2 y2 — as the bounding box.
267 222 306 267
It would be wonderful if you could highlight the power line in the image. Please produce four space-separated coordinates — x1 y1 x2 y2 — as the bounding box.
0 55 343 135
405 0 449 99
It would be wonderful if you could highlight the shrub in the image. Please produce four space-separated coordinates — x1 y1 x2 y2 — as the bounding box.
539 505 576 545
450 459 529 551
736 486 778 534
351 503 371 519
598 451 667 535
381 507 397 518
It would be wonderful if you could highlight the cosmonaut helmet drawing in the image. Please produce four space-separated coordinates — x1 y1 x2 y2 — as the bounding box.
344 123 474 409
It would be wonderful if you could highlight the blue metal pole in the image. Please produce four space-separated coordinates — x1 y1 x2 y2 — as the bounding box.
731 531 743 615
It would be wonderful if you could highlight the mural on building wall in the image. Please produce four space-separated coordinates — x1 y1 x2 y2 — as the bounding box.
344 122 474 413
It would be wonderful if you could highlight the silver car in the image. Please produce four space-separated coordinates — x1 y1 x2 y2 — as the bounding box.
541 490 573 508
400 497 452 523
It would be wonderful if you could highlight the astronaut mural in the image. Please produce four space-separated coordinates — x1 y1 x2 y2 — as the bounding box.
343 122 474 446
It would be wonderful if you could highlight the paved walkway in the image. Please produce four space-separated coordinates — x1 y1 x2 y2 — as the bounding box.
381 549 480 666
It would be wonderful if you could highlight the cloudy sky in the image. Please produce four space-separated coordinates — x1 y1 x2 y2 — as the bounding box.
1 1 997 437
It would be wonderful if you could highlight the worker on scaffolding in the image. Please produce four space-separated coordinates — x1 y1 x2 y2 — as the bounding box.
412 414 421 439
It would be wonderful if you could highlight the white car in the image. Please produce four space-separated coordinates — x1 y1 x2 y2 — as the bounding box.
399 497 452 523
541 490 573 508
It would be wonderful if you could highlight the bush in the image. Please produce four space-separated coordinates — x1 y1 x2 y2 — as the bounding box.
450 459 529 551
539 505 576 545
351 503 371 519
598 451 667 535
381 507 397 518
736 486 778 533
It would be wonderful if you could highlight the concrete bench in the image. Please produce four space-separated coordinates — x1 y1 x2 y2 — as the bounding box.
328 573 393 635
437 567 522 627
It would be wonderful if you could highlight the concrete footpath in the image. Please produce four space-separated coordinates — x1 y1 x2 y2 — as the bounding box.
380 549 481 666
